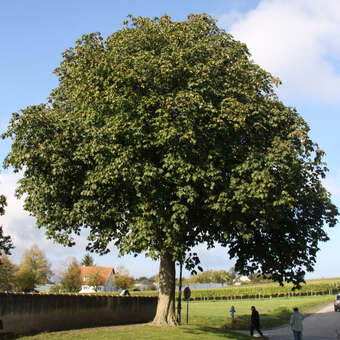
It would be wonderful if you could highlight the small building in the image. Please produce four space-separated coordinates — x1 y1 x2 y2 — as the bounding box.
233 275 251 285
79 266 115 293
35 283 55 293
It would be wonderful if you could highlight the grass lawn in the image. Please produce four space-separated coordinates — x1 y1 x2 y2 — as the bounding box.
16 294 332 340
189 294 332 329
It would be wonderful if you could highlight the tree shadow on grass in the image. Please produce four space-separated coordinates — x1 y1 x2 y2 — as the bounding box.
181 325 254 339
180 309 291 339
0 333 18 340
223 307 291 331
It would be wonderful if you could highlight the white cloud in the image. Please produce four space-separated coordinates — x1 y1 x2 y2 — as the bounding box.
219 0 340 103
0 172 90 266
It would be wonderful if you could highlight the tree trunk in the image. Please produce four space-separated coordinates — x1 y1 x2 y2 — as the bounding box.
152 252 177 326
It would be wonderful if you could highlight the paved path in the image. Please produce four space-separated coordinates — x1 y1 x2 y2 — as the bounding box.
238 304 340 340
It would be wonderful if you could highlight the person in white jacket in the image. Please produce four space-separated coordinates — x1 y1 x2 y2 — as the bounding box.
290 307 303 340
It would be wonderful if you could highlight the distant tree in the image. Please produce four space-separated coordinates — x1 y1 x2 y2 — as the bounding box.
87 267 105 292
229 267 237 281
113 273 134 290
188 270 213 283
81 253 95 266
0 255 18 291
185 269 231 285
49 283 63 293
186 273 198 284
145 283 157 291
15 244 52 292
113 265 134 290
212 270 231 286
0 194 14 256
15 268 35 292
136 276 149 282
198 270 213 283
3 14 338 325
135 276 154 284
52 256 76 283
60 258 82 292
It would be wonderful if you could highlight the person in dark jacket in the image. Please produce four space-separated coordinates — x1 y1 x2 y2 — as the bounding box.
250 306 264 337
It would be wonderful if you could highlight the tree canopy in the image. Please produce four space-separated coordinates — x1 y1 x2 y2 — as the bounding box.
2 14 338 324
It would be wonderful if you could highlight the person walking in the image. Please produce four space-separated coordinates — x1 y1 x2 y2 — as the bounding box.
230 305 236 321
290 307 303 340
250 306 264 337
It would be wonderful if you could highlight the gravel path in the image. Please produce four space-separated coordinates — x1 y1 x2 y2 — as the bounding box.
238 304 340 340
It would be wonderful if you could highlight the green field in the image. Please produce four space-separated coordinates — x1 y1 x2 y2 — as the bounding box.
17 294 333 340
134 277 340 299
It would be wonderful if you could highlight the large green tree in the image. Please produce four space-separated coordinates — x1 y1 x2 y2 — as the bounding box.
2 14 338 325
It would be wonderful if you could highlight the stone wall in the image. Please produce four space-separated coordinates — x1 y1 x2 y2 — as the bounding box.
0 292 157 335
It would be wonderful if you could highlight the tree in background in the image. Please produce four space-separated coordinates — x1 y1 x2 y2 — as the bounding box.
194 270 213 283
228 267 237 282
0 194 14 256
87 267 105 292
81 253 95 266
49 284 63 293
212 270 231 286
60 258 82 292
135 276 155 285
15 244 52 292
113 265 134 290
185 269 231 285
146 283 157 291
0 255 18 291
3 14 338 325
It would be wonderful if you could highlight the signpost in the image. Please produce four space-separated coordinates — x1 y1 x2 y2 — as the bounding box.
183 286 191 324
177 261 183 324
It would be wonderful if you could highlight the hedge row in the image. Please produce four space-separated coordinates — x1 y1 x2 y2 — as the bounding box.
179 281 340 300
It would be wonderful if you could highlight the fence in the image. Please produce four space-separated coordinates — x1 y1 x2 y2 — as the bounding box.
0 292 157 336
186 288 340 301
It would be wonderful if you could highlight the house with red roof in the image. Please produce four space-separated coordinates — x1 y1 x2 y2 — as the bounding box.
79 266 115 293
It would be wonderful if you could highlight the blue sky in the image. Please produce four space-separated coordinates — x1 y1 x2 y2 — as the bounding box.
1 0 339 280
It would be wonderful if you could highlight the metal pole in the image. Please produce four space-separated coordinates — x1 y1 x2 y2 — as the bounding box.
177 261 183 324
186 299 189 324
